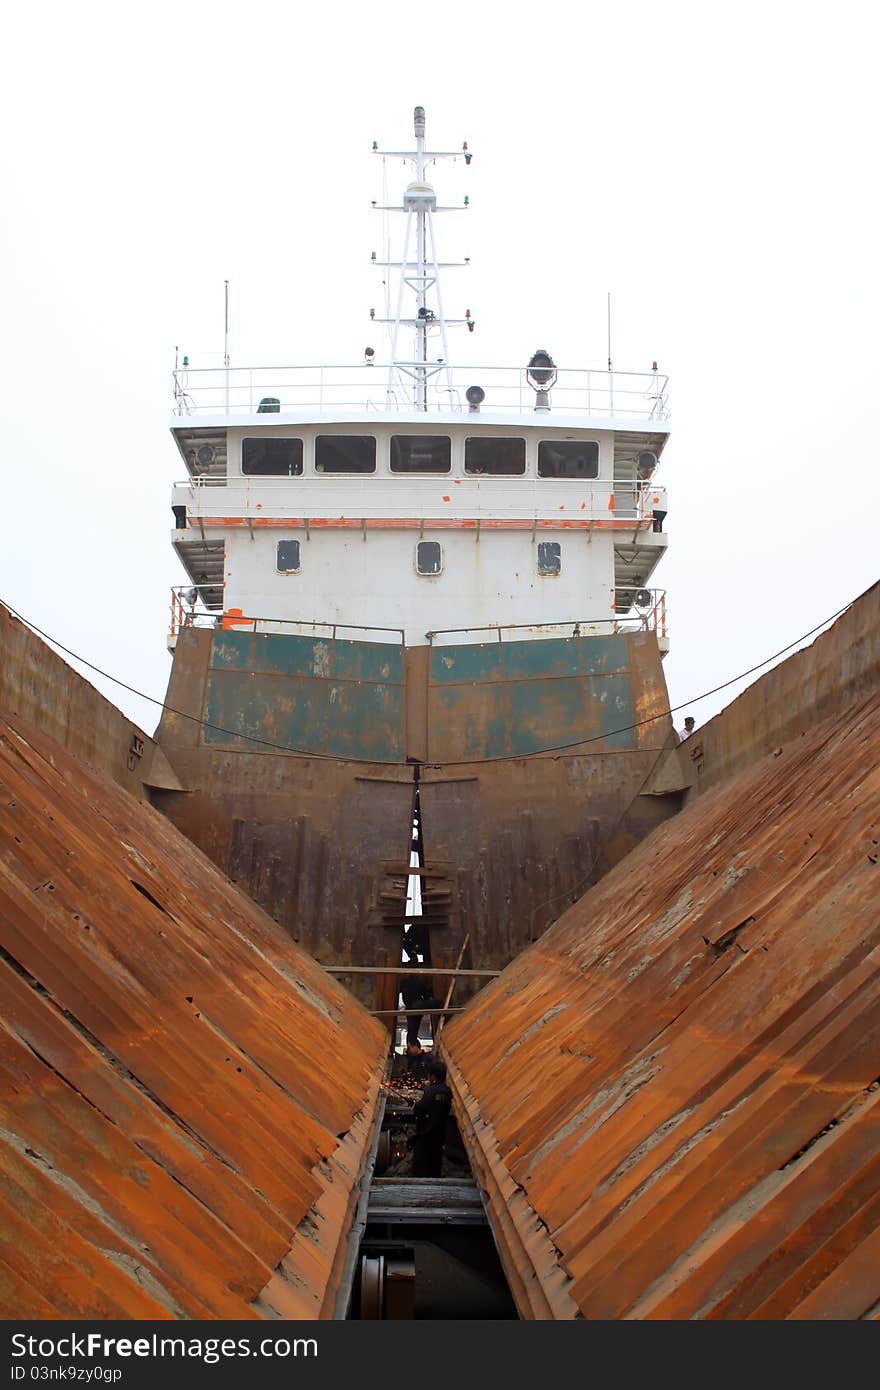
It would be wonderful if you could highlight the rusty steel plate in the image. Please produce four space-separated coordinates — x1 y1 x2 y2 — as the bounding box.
444 686 880 1319
0 713 387 1319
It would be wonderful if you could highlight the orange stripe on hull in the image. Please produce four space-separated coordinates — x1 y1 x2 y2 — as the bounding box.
198 516 647 532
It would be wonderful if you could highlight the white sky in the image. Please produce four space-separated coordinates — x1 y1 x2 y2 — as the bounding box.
1 0 877 740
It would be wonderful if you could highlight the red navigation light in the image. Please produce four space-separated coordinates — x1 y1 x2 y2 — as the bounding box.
652 360 658 371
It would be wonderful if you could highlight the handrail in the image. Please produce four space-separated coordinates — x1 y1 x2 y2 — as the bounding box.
169 591 667 645
172 361 670 422
426 590 668 644
169 590 404 642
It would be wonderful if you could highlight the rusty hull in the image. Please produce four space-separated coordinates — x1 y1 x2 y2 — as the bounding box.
650 579 880 804
0 603 161 799
443 687 880 1319
0 713 387 1319
153 626 678 1002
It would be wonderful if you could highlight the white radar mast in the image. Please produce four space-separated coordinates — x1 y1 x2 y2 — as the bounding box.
371 106 473 411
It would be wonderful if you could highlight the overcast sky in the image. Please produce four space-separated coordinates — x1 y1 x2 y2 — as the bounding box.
1 0 876 742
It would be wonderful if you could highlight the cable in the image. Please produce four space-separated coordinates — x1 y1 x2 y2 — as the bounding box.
0 595 855 769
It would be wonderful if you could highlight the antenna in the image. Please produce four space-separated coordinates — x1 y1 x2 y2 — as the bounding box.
607 291 612 373
607 290 615 416
223 280 230 413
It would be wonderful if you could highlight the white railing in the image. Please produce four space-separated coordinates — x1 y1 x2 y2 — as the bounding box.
172 361 669 422
426 591 668 644
169 587 667 646
169 588 405 642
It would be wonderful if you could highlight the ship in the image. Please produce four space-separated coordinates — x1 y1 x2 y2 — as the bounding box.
1 108 878 1326
152 106 679 1016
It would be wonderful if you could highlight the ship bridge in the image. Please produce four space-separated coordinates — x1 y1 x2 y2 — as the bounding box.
168 361 671 652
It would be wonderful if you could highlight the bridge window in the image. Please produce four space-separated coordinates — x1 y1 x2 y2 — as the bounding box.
537 541 561 576
465 437 526 475
276 540 301 573
538 440 599 478
391 436 451 473
416 541 442 575
242 437 303 476
315 435 376 473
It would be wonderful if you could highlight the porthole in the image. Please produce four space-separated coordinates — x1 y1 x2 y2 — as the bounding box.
277 539 301 574
537 541 561 576
416 541 442 576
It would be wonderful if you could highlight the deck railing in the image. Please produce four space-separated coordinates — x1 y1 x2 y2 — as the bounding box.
426 590 667 644
169 588 667 645
172 361 669 421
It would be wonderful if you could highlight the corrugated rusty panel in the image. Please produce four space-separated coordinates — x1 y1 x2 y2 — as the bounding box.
149 765 416 1006
657 578 880 801
0 602 153 798
154 627 417 1006
443 688 880 1319
426 633 640 762
204 629 406 760
0 713 386 1319
155 628 677 996
420 632 676 974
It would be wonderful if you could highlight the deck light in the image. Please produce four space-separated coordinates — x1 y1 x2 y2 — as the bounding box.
365 347 375 365
635 589 652 608
527 350 556 413
527 350 556 388
466 385 485 412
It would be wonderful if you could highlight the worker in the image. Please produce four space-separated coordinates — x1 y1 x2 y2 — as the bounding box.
679 715 696 739
399 959 441 1047
412 1058 452 1178
404 1040 433 1078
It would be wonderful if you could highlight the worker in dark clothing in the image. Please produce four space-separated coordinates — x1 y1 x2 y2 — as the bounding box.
412 1059 452 1178
399 960 441 1047
404 1041 434 1078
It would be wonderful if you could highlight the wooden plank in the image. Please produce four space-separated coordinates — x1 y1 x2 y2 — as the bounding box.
382 864 451 879
369 1008 464 1017
436 934 470 1040
376 914 450 925
324 966 499 978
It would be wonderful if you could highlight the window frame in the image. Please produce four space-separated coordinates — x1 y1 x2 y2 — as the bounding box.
241 436 304 477
390 435 452 474
537 438 600 479
314 434 377 475
464 436 527 476
276 538 302 575
536 540 562 577
415 540 443 577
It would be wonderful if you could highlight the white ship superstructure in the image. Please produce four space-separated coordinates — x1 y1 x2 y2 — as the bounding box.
168 108 670 653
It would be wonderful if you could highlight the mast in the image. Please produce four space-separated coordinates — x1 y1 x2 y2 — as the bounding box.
371 106 473 411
